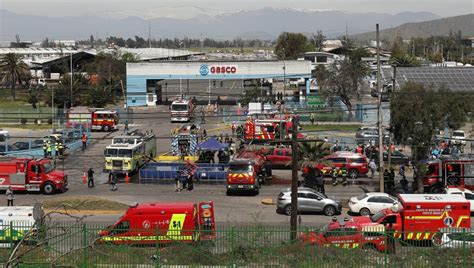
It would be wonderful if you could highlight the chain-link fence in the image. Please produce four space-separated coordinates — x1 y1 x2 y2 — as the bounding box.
1 223 473 267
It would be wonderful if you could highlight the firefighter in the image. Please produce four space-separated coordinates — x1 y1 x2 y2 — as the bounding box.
42 139 48 157
332 167 340 186
340 167 348 186
316 170 325 194
57 141 64 158
46 140 52 157
383 169 390 193
81 134 88 152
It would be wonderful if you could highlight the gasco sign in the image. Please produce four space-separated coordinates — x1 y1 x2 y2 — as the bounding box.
200 64 237 76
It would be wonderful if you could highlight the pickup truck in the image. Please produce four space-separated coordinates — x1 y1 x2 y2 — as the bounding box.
265 147 292 169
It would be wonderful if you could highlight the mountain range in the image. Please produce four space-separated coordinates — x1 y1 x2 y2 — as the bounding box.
0 8 441 41
352 14 474 41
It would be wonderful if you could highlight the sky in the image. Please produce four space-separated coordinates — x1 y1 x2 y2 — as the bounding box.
1 0 473 19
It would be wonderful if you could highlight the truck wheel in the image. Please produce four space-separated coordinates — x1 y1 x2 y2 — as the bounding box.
349 169 358 179
103 125 110 132
359 208 370 216
226 190 232 196
284 205 292 216
42 183 56 195
254 187 259 195
324 205 336 216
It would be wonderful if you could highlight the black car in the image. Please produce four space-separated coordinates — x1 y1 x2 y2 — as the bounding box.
382 150 410 165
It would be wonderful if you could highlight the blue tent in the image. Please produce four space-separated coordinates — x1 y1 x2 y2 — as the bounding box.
197 138 228 151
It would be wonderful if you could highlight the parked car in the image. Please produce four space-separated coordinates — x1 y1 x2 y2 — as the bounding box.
445 187 474 213
265 147 292 169
0 145 13 154
277 187 342 216
348 192 399 216
451 130 466 146
432 228 474 249
325 151 369 179
355 127 389 144
381 150 410 165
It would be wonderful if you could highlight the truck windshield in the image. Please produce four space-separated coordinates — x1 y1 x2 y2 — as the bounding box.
105 148 118 156
42 163 53 173
229 164 252 173
118 149 132 158
171 104 188 111
370 211 385 222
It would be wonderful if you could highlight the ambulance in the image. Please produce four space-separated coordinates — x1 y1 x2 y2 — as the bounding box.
0 204 44 247
352 194 471 241
99 201 215 244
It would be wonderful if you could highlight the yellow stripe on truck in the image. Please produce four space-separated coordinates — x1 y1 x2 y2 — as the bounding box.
167 214 186 238
102 235 193 242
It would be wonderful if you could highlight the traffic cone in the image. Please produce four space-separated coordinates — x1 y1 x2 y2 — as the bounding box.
82 173 87 184
125 173 129 184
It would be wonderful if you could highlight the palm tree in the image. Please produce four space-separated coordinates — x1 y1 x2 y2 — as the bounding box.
0 53 29 100
299 138 332 167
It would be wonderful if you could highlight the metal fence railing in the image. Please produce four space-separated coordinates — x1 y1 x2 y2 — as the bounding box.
0 223 473 267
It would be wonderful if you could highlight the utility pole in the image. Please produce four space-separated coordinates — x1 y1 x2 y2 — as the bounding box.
290 115 299 241
388 65 397 169
70 53 73 107
376 23 384 193
148 22 152 48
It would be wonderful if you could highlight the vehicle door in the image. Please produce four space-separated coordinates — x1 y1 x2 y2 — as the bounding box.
305 192 325 212
297 192 310 212
462 192 474 212
273 149 285 166
366 196 384 213
28 164 42 185
332 157 347 169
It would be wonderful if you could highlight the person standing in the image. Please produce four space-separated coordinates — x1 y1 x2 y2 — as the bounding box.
175 170 182 192
124 120 129 132
315 171 325 195
42 139 48 158
231 122 236 136
110 173 118 191
6 186 14 206
87 168 94 188
369 159 377 179
108 171 113 185
46 140 52 157
81 134 88 152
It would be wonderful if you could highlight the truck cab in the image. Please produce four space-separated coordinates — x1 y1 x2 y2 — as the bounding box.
0 157 67 194
170 99 193 122
300 218 390 252
422 158 474 193
227 160 260 195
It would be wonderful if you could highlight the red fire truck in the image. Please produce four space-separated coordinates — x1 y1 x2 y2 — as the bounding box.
300 218 390 252
67 106 118 132
0 157 68 194
99 201 215 244
244 117 304 142
226 150 271 195
422 158 474 193
352 194 471 242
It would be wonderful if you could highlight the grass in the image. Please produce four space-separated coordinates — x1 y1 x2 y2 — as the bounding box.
0 90 57 123
302 124 361 132
0 124 54 130
41 196 129 211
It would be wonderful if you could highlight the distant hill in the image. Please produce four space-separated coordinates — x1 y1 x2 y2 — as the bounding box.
351 14 474 42
0 8 441 41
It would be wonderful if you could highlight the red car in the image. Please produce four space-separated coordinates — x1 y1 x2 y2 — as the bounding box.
299 218 391 252
304 152 369 179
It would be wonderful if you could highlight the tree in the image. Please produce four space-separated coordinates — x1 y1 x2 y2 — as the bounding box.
120 52 140 62
391 82 473 161
299 139 331 163
311 30 326 52
316 50 370 118
390 53 421 67
0 53 30 100
274 32 313 60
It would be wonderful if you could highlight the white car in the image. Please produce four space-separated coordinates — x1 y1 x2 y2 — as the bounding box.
446 187 474 212
451 130 466 146
348 192 399 216
432 228 474 249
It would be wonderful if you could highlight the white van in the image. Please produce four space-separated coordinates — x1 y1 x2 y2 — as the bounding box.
0 204 44 247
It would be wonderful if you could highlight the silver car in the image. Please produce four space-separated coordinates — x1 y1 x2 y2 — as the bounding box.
276 187 342 216
432 228 474 249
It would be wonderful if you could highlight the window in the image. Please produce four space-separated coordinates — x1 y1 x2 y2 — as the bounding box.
275 150 285 156
351 158 367 164
332 158 347 163
298 193 307 198
367 197 382 203
316 56 328 63
357 194 368 201
324 228 344 237
111 221 130 235
464 193 474 200
31 165 40 173
380 197 396 204
382 215 397 224
306 193 321 200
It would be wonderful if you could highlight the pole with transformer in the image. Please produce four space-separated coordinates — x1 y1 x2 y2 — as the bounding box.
290 115 299 240
376 23 384 193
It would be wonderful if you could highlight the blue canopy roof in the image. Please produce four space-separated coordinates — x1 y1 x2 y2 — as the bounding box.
197 138 228 151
